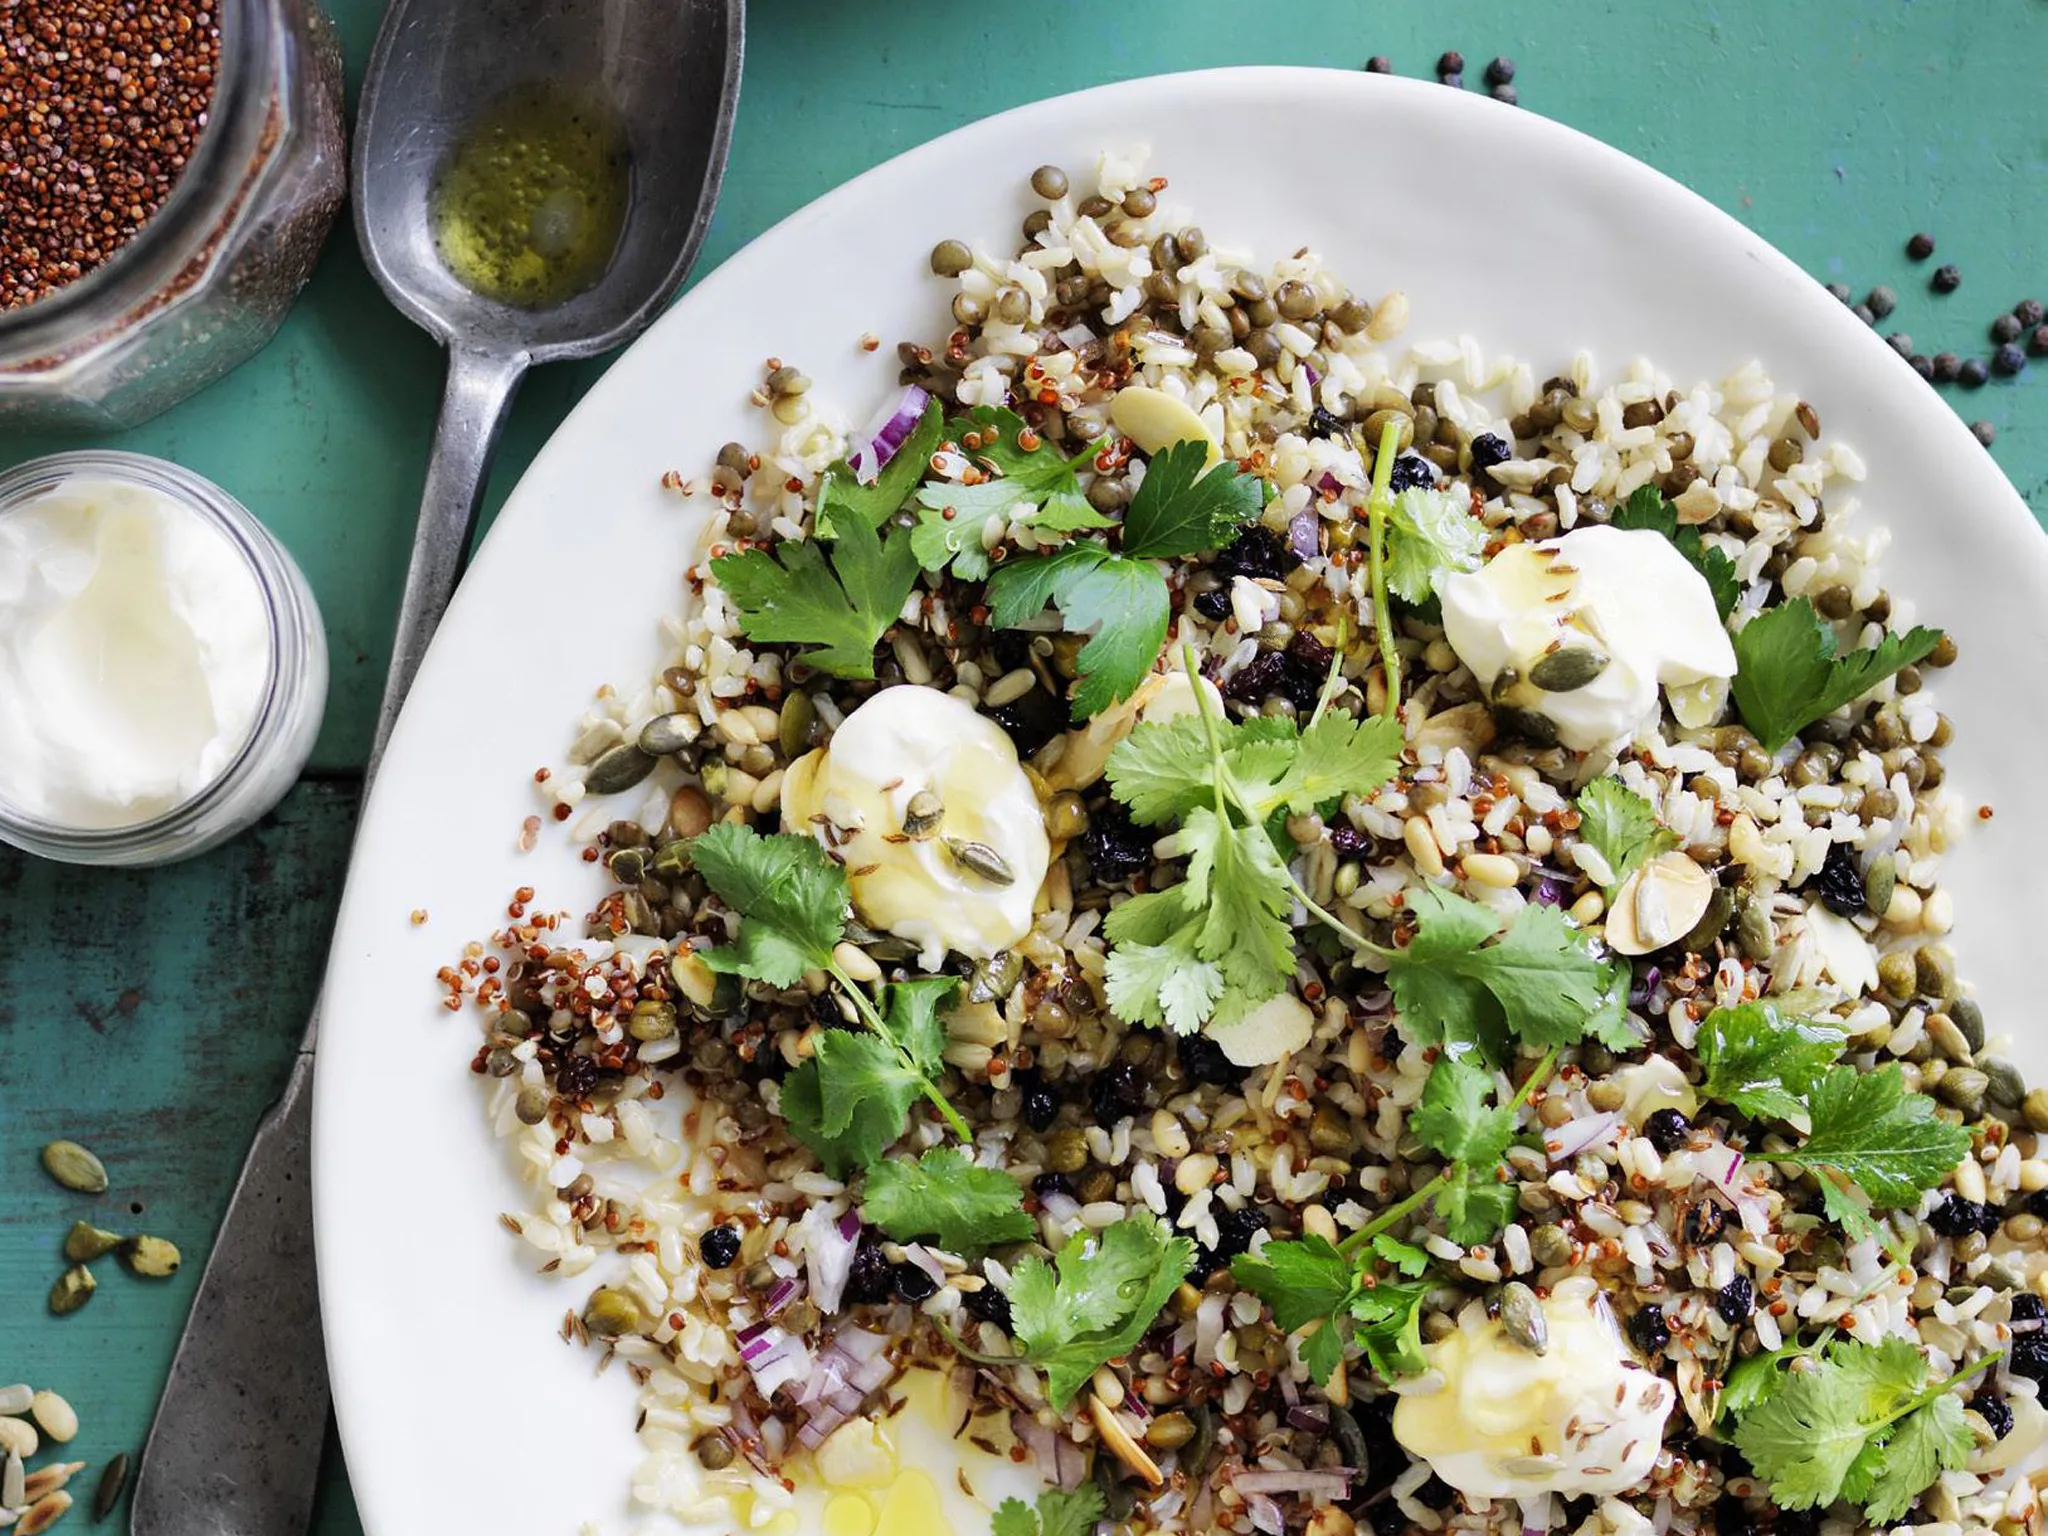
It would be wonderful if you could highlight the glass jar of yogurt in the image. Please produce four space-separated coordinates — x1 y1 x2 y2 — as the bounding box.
0 452 328 865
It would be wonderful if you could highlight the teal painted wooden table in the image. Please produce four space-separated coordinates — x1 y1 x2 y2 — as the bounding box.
2 3 2043 1530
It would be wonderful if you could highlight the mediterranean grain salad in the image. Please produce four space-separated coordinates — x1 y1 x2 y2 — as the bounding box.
436 151 2044 1536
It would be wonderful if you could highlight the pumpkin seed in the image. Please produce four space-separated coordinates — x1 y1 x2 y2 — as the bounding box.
48 1266 95 1316
607 847 648 885
582 1286 642 1336
61 1220 122 1264
1499 1282 1548 1354
778 691 816 758
1491 703 1559 746
1734 890 1775 962
121 1236 181 1279
1949 996 1986 1053
585 743 658 796
627 1000 678 1042
1143 1410 1196 1450
944 837 1015 886
1679 886 1735 953
41 1141 107 1194
1528 646 1609 693
637 712 700 757
649 839 693 879
93 1452 130 1522
902 788 944 839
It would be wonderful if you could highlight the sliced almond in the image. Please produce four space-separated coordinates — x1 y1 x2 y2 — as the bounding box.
1604 852 1714 956
1212 992 1315 1068
1109 386 1222 466
1089 1391 1163 1487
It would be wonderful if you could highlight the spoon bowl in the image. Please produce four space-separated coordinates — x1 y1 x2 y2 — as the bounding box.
355 0 743 361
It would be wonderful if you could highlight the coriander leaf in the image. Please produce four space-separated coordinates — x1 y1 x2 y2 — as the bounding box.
1721 1341 1807 1417
1574 777 1677 890
990 1486 1106 1536
691 826 848 985
1118 440 1264 560
909 493 1007 581
1008 1214 1195 1408
863 1148 1032 1256
1859 1391 1972 1524
986 546 1172 719
1384 487 1487 604
1612 485 1739 620
814 398 946 539
1301 1316 1351 1387
1182 806 1297 995
1352 1279 1433 1380
910 408 1111 576
1731 598 1944 753
1389 886 1623 1057
1733 1337 1932 1512
1102 889 1224 1036
711 516 918 679
1697 1002 1847 1122
1755 1064 1970 1210
1106 715 1216 827
1264 707 1403 818
1410 1055 1515 1166
1371 1233 1431 1278
879 975 956 1080
781 1031 927 1177
1436 1164 1520 1246
1230 1235 1356 1332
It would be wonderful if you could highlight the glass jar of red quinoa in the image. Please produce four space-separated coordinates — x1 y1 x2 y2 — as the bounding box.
0 0 346 430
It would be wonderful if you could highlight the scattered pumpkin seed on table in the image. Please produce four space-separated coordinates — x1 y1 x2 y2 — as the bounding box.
121 1235 182 1278
48 1267 95 1316
62 1221 123 1263
40 1140 108 1194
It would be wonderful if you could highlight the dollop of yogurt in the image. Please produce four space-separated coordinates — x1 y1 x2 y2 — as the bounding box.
1393 1275 1675 1501
0 476 271 829
1440 525 1736 752
781 685 1050 966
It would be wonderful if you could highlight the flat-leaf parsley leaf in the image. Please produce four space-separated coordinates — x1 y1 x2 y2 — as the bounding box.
990 1486 1105 1536
862 1146 1032 1256
1574 777 1678 891
711 516 919 680
1730 597 1943 753
1003 1214 1195 1408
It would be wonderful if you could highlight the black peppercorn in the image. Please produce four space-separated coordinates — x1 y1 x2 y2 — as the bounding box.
1993 342 2026 376
1905 231 1935 261
1932 263 1962 293
1436 50 1465 76
1972 420 1997 448
1958 357 1989 388
1364 55 1392 73
1486 56 1515 84
1932 351 1961 381
2015 298 2045 328
1866 285 1897 319
1991 313 2023 345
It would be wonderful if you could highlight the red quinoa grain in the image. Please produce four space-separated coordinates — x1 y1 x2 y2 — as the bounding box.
0 0 222 311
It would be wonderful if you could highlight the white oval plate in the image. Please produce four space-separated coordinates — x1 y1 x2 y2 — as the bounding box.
314 67 2048 1536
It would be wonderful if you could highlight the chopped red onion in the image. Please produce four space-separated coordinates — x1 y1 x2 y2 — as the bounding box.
741 1327 812 1399
1246 1493 1286 1534
1288 506 1323 560
1521 1493 1557 1536
1285 1404 1330 1433
1012 1410 1056 1472
844 385 931 483
1057 322 1096 349
762 1275 805 1318
1053 1434 1088 1490
830 1324 890 1363
1233 1470 1354 1498
1315 469 1342 494
804 1206 861 1314
1544 1109 1622 1161
1304 364 1321 387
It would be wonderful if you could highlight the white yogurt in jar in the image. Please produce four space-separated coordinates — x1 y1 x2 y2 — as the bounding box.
0 476 274 829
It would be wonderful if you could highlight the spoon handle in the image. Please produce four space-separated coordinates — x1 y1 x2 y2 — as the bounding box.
130 342 527 1536
369 343 530 780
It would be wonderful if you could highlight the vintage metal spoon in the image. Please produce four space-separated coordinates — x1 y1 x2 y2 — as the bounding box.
130 3 742 1531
